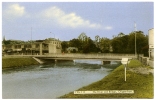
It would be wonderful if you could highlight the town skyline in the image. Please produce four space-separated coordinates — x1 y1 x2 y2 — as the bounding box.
2 2 154 41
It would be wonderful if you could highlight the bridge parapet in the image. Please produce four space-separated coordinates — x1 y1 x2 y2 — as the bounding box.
43 53 136 59
3 53 138 60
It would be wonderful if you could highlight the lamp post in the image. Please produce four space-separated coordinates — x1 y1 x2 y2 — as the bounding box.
121 58 130 81
135 31 136 57
134 22 137 57
31 27 32 55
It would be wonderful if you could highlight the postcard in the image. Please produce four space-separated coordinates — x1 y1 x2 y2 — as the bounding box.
2 1 154 99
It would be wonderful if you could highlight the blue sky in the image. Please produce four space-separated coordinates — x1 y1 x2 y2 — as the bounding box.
2 2 154 41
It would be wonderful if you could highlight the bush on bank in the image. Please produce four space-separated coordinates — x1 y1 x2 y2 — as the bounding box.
2 57 39 69
60 60 153 98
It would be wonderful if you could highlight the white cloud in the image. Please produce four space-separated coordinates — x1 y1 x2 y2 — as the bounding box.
104 26 113 30
3 4 25 18
42 6 102 29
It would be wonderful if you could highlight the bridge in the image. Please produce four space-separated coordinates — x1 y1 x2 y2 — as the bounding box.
4 53 138 64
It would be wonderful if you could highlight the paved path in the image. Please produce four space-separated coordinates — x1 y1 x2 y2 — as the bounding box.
128 67 154 75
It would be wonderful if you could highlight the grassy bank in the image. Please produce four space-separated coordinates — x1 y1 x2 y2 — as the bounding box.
2 57 39 69
60 60 153 98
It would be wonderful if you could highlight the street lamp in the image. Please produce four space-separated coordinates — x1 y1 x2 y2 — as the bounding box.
31 27 32 55
134 22 137 57
135 31 137 57
121 58 130 81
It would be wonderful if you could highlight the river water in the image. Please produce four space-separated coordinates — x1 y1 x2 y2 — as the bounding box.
2 59 120 99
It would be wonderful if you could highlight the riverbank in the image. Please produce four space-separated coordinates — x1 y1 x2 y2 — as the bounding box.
60 59 153 98
2 57 39 69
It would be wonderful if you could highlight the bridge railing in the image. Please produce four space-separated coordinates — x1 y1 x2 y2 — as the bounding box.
44 53 137 59
3 53 139 59
46 53 135 56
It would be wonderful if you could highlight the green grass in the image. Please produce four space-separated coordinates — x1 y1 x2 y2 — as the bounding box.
128 59 143 68
2 57 39 69
60 59 153 98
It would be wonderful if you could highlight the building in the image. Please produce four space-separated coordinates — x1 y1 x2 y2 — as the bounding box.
148 28 154 67
2 38 62 55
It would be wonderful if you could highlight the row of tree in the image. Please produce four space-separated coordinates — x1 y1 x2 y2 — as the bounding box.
3 31 148 56
61 31 148 56
111 31 148 55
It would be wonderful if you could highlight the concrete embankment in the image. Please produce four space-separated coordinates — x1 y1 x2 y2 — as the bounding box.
2 57 39 69
60 60 153 98
32 57 44 64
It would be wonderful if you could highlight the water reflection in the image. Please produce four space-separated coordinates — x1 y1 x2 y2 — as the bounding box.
2 59 121 99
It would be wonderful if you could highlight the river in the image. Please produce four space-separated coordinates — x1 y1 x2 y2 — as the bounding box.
2 59 120 99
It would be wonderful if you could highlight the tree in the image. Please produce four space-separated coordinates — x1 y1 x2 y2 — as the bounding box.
111 31 148 54
118 32 125 37
78 32 87 42
69 39 82 50
99 37 111 53
128 31 148 54
111 37 122 53
82 37 99 53
61 41 69 53
119 35 129 53
111 34 129 53
95 35 100 42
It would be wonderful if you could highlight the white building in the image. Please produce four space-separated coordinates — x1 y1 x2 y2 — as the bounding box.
148 28 154 67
